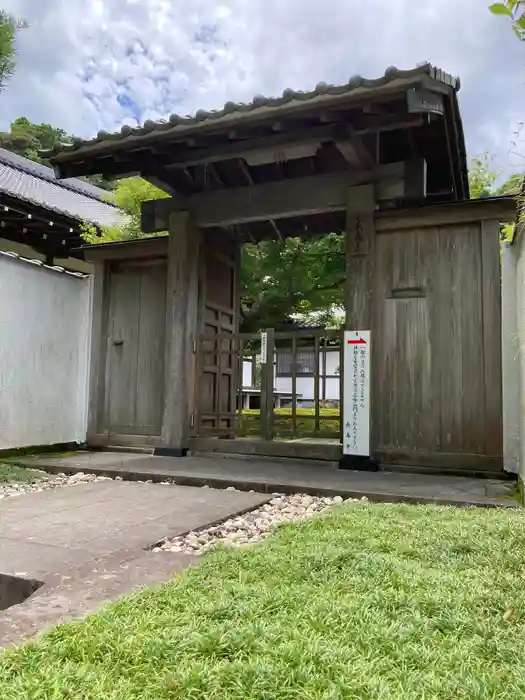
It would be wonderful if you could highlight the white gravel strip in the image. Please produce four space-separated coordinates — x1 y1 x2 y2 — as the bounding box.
154 493 367 556
0 471 121 499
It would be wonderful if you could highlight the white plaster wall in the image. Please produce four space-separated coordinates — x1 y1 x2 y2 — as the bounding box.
274 350 340 402
0 253 92 449
242 350 340 401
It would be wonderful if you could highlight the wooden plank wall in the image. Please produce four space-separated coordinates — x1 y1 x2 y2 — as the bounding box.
372 219 503 472
103 259 167 439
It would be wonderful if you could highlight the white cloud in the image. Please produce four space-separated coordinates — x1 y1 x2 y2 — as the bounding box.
0 0 523 174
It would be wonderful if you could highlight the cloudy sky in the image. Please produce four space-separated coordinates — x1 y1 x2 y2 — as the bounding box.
1 0 523 175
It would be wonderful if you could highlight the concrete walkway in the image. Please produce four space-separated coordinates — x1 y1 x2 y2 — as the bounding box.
22 451 519 508
0 480 267 579
0 480 267 647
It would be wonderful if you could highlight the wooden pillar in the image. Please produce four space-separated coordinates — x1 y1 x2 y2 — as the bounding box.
86 261 108 443
344 184 376 464
345 184 375 330
481 218 503 458
160 211 201 455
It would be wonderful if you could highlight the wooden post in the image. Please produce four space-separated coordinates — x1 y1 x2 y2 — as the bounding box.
344 185 376 464
481 219 503 457
159 210 201 456
86 261 108 443
260 328 275 440
345 184 376 330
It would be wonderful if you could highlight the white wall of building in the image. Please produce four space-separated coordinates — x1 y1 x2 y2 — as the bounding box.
275 350 340 403
0 252 92 450
242 349 340 403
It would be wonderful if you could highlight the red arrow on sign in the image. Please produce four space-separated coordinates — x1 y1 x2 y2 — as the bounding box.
347 337 367 345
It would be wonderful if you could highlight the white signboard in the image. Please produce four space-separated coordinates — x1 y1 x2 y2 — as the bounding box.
260 331 268 364
343 330 371 456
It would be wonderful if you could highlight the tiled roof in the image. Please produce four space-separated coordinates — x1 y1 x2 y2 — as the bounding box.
46 64 460 160
0 149 123 227
0 250 88 278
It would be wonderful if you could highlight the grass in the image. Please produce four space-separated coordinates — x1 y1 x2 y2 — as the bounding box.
0 462 47 483
2 504 525 698
238 407 340 438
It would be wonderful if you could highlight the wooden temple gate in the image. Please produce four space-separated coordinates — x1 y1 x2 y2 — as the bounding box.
50 64 517 474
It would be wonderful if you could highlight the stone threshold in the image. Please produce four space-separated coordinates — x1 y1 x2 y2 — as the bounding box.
16 452 520 509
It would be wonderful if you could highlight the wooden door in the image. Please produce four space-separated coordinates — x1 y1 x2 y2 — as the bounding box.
373 221 502 473
195 233 239 435
104 260 167 438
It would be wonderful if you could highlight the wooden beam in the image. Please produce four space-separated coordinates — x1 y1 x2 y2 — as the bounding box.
335 125 375 169
345 185 375 330
141 159 426 232
237 158 283 240
162 124 338 170
375 196 516 232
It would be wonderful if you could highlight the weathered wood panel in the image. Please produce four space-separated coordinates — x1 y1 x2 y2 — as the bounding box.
373 218 503 471
481 219 503 456
105 266 141 434
134 263 167 434
162 212 200 450
195 231 239 435
373 229 436 451
104 260 167 438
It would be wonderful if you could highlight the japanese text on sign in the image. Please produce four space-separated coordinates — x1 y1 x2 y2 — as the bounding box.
342 331 370 456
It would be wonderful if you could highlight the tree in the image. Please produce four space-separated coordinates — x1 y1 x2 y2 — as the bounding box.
81 177 169 243
0 117 67 160
497 173 524 195
468 153 498 198
240 234 345 333
0 11 26 93
489 1 525 39
0 117 115 190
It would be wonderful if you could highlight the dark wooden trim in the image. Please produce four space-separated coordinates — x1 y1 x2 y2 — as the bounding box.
82 235 169 261
374 449 503 473
154 446 188 457
188 437 342 461
375 196 516 231
87 433 162 448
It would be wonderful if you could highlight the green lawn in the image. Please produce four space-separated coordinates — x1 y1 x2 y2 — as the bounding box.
0 462 47 483
238 407 340 438
2 504 525 699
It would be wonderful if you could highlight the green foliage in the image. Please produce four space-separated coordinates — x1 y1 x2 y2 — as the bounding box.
497 172 524 195
0 117 115 190
240 234 345 332
468 153 498 198
490 1 525 39
81 177 170 244
0 462 46 483
0 11 25 93
0 117 66 160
